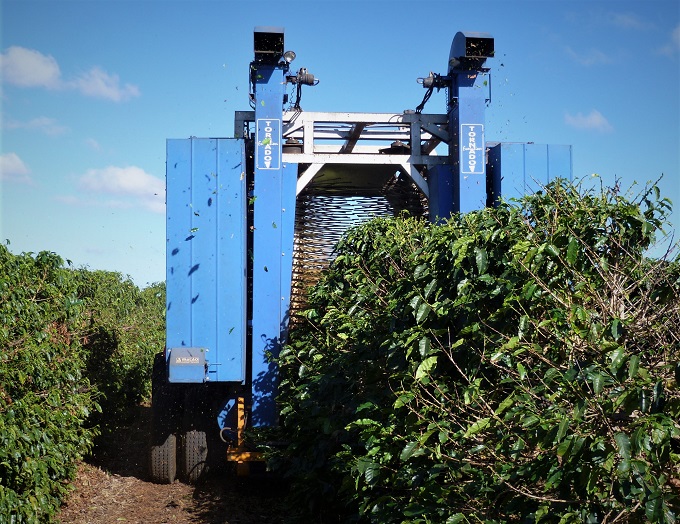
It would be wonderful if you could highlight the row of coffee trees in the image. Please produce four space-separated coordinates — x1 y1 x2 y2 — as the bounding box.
0 244 164 522
275 179 680 523
1 178 678 523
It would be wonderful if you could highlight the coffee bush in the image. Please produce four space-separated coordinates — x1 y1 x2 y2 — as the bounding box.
0 244 165 522
277 180 680 523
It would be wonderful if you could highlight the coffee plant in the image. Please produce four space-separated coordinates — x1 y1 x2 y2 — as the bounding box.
276 179 680 523
0 246 97 522
0 243 165 522
76 269 165 429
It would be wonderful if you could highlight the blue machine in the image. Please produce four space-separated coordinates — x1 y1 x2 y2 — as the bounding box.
150 27 572 483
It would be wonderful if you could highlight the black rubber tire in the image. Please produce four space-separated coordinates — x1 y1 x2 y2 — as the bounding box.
182 428 209 484
149 353 181 484
150 433 177 484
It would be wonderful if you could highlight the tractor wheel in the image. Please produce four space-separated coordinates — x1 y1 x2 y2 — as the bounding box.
150 433 177 484
149 352 181 484
182 429 209 483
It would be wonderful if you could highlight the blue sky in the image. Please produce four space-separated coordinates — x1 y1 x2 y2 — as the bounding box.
1 0 678 287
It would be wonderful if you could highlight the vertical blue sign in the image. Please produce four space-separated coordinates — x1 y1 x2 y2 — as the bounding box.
460 123 485 175
256 118 281 170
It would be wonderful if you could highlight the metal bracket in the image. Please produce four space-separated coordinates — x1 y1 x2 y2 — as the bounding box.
226 396 264 476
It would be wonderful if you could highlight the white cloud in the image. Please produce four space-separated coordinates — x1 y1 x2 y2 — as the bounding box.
0 46 61 88
659 24 680 56
68 67 140 102
564 46 611 66
0 46 140 102
0 152 33 183
78 166 165 213
607 12 653 30
4 116 68 136
565 110 613 133
85 138 102 151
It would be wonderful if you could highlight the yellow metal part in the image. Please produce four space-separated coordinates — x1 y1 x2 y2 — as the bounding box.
226 396 264 475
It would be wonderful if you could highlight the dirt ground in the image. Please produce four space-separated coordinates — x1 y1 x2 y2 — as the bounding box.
58 406 287 524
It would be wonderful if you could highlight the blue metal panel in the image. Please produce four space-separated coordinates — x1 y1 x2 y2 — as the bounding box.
250 62 295 426
427 164 455 222
166 139 193 353
446 33 493 215
487 143 573 203
547 144 573 182
280 162 297 342
449 74 489 214
166 138 247 383
250 160 297 425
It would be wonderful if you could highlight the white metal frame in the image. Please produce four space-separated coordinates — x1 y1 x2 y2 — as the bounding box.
235 110 450 198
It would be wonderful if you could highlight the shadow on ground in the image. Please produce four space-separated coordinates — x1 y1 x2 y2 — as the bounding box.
86 404 289 524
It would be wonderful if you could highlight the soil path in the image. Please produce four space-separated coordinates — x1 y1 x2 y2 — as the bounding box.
58 406 287 524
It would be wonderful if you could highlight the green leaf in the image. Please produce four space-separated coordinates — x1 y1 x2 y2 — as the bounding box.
423 278 438 299
566 237 578 264
414 263 429 280
400 441 419 461
628 354 640 379
352 418 380 427
610 318 623 341
416 302 432 324
474 247 488 274
505 336 519 350
364 462 379 484
419 429 436 445
415 356 438 381
419 336 431 357
614 432 631 460
394 392 414 408
645 494 662 521
494 394 515 416
403 504 426 517
464 417 491 438
556 439 571 458
522 414 540 428
544 243 560 257
609 346 626 374
517 362 527 379
409 295 422 312
523 282 538 300
556 419 569 442
653 380 664 412
592 373 604 395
